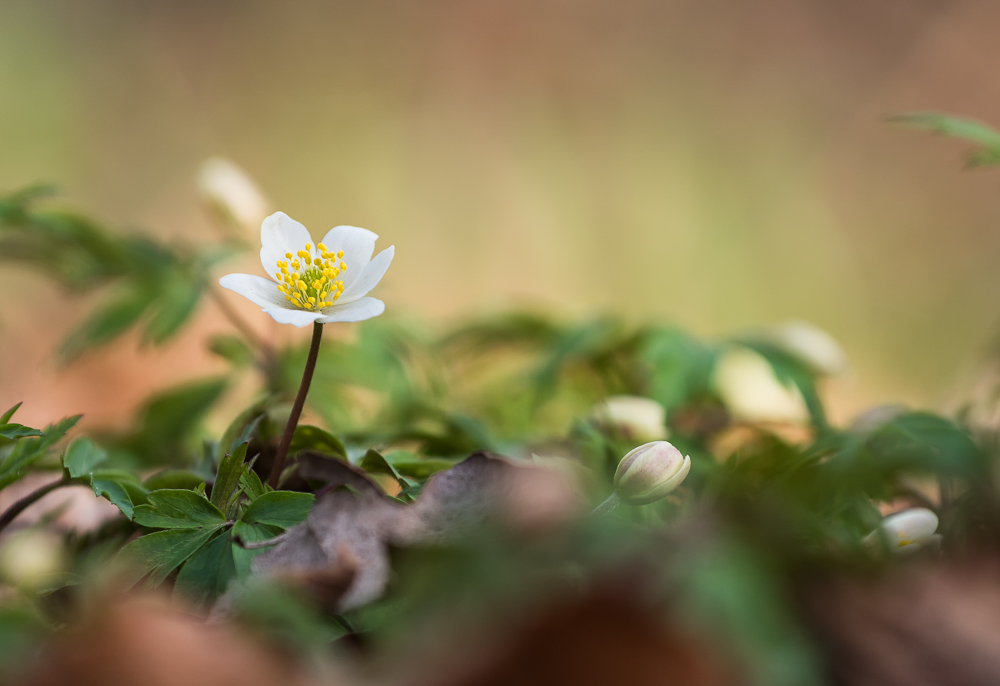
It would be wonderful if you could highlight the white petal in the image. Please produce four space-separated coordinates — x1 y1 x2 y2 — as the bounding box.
219 273 287 309
319 225 377 292
260 212 313 279
262 307 326 327
316 297 385 323
340 246 394 301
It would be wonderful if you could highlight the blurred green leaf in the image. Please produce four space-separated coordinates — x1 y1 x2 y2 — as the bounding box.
209 334 255 367
133 489 227 529
891 112 1000 168
142 469 206 492
241 491 314 528
0 415 81 489
174 530 237 608
289 425 346 458
119 525 225 588
0 403 22 425
0 424 43 440
63 437 107 478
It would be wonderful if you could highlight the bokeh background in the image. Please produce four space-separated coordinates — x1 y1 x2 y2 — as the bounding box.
3 0 1000 431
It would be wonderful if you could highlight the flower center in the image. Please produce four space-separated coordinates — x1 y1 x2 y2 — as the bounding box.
273 242 347 311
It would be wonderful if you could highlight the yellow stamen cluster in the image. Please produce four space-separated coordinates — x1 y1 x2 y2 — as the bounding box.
273 241 347 311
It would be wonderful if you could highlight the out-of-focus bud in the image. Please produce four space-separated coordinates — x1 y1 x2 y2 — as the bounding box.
613 441 691 505
768 320 848 377
0 529 64 588
713 347 809 424
592 395 668 441
197 157 269 231
866 507 941 553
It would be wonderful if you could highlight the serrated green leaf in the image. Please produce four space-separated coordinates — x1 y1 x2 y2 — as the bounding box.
132 489 227 529
212 443 248 516
231 520 282 580
0 424 43 440
241 491 314 528
90 477 136 519
289 425 346 458
174 530 236 607
239 468 269 502
143 275 203 345
384 452 456 479
63 437 107 478
0 403 22 425
209 334 255 367
118 525 225 588
142 469 206 492
59 285 155 361
0 415 81 489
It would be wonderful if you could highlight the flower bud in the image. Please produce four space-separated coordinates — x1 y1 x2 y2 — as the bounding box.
197 157 269 231
613 441 691 505
769 320 848 377
592 395 668 441
0 529 64 589
713 347 809 424
866 507 940 553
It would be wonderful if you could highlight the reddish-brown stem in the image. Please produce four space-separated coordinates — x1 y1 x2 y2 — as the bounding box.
268 322 324 488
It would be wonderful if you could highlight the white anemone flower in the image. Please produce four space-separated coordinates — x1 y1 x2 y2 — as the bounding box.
219 211 394 327
866 507 941 553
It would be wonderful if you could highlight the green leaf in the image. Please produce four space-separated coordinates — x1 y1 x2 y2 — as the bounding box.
142 469 206 492
241 491 314 528
358 449 405 492
231 520 282 580
239 469 269 502
59 285 155 361
132 489 227 529
0 424 43 440
209 334 255 367
289 425 346 458
384 451 456 479
174 530 236 607
86 468 146 519
0 415 81 489
119 525 225 587
212 442 248 516
63 437 107 478
891 112 1000 168
143 275 203 345
0 402 22 425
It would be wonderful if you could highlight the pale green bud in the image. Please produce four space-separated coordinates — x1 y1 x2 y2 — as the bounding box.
612 441 691 505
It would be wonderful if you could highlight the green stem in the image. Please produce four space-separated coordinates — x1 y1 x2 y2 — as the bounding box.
268 322 324 488
0 475 76 534
592 491 621 517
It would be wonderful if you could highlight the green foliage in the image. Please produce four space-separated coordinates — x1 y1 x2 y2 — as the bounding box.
0 187 217 361
892 112 1000 168
0 414 80 490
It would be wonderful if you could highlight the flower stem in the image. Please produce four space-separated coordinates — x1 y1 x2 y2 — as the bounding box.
592 491 621 517
268 322 324 488
0 475 76 534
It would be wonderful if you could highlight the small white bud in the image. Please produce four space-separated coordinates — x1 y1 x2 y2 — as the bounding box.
613 441 691 505
768 320 848 377
866 507 940 553
592 395 668 441
197 157 269 231
0 529 64 588
713 347 809 424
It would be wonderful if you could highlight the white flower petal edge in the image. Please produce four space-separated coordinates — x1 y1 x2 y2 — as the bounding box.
340 246 394 302
262 307 327 327
319 225 378 292
260 212 313 279
219 274 286 309
317 297 385 323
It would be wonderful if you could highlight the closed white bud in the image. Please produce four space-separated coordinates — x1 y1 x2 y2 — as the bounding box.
769 320 848 377
197 157 269 231
0 529 64 588
866 507 941 553
713 347 809 424
592 395 668 441
613 441 691 505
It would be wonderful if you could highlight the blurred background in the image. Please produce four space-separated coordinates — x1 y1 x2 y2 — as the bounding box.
3 0 1000 431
